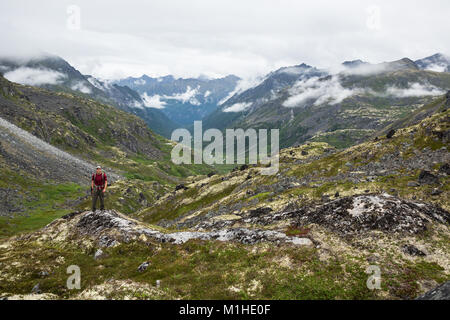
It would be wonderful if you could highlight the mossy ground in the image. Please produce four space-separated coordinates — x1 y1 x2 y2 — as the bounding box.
0 167 85 238
1 229 447 300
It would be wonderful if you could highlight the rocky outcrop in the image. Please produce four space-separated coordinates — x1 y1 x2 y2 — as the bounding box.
0 188 24 217
73 210 313 247
418 170 440 185
416 281 450 300
292 194 449 236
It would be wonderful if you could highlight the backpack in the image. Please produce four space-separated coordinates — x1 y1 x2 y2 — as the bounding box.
93 172 106 186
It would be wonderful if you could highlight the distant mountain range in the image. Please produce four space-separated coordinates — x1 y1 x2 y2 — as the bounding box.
1 53 449 148
415 53 450 72
203 55 450 148
0 54 242 137
114 74 240 126
0 54 182 137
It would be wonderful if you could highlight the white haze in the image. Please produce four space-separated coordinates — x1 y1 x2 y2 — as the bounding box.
423 64 447 73
71 81 92 94
385 83 445 98
219 76 267 106
141 93 166 109
141 86 203 109
340 63 392 76
223 102 252 113
167 86 201 105
283 76 362 108
4 67 66 86
1 0 450 80
282 77 446 109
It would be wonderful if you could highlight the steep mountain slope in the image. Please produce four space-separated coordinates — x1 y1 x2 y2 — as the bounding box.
0 96 448 300
0 74 213 237
0 116 119 185
374 91 449 137
84 75 178 137
0 74 163 161
415 53 450 72
115 74 240 126
203 63 326 131
0 55 178 137
0 74 216 181
204 57 450 149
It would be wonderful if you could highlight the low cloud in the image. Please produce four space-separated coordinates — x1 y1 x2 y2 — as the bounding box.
86 76 106 90
141 92 166 109
422 64 448 73
0 65 11 73
166 86 200 105
4 67 66 86
71 81 92 94
277 66 310 75
284 77 446 108
219 76 266 105
140 86 204 109
283 76 361 108
134 79 146 85
341 62 392 76
223 102 252 112
385 82 445 97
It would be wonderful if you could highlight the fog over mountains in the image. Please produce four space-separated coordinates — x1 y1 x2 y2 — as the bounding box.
114 74 240 125
1 52 449 147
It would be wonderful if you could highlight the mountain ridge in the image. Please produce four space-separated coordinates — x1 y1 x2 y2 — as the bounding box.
0 54 179 137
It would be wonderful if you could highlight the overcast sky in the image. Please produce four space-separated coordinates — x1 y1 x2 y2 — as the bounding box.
0 0 449 80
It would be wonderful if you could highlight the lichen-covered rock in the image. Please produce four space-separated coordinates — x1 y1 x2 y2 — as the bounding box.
94 249 106 260
416 281 450 300
74 210 312 247
418 170 440 185
293 194 449 236
402 244 426 256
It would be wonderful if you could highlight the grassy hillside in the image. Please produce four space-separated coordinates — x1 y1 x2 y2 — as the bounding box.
0 102 448 300
140 97 449 227
0 75 214 237
0 89 448 301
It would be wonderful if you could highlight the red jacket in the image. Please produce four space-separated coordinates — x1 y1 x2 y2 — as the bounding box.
92 172 107 188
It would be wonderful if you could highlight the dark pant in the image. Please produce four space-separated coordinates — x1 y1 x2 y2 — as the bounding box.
92 188 105 211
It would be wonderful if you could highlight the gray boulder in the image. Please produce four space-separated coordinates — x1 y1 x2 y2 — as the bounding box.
418 170 440 185
416 281 450 300
94 249 105 260
138 262 150 272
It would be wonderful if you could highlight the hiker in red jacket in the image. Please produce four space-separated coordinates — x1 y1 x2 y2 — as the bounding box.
91 166 108 212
